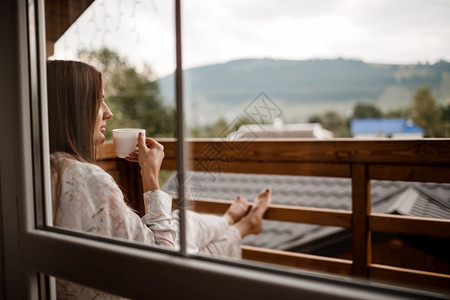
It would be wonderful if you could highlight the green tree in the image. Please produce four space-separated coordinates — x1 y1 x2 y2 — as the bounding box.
308 111 350 137
308 115 322 124
352 103 382 119
78 48 175 139
211 117 229 137
321 111 350 137
385 107 411 118
189 115 259 138
412 86 444 137
441 104 450 137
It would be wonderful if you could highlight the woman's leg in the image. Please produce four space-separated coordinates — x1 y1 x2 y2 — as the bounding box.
234 189 271 238
171 210 242 257
223 196 249 225
171 196 248 252
171 190 271 258
199 189 271 257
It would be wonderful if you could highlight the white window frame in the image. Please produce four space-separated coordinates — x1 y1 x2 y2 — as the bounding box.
0 0 438 299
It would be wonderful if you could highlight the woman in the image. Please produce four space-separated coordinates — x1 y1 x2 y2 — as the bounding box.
48 60 270 298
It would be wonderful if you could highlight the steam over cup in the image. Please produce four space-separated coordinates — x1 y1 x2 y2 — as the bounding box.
112 128 146 158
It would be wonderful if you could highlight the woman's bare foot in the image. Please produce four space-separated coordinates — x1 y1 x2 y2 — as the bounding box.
234 189 271 237
224 196 249 225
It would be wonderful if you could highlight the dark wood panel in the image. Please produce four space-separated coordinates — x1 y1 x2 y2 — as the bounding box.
242 245 352 276
188 160 350 177
95 160 117 172
45 0 94 42
263 204 351 227
117 159 144 216
100 139 450 166
369 164 450 183
158 139 450 165
173 198 352 228
97 142 117 161
370 214 450 238
369 264 450 293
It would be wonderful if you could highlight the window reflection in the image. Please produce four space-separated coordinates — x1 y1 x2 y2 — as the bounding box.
180 0 450 291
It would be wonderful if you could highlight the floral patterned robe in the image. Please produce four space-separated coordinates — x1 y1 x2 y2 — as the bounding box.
51 154 240 299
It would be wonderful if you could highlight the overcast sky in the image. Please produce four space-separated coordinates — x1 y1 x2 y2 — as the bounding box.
53 0 450 78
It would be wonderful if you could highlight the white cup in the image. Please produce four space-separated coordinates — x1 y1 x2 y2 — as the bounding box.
112 128 146 158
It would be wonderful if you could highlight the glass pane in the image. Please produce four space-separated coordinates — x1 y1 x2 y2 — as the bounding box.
45 0 181 254
180 0 450 138
178 0 450 283
41 0 450 295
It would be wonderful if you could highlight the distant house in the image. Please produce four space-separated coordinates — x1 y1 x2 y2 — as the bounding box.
351 118 424 139
227 120 334 139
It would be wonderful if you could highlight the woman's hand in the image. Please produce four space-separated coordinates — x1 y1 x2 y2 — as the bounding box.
126 133 164 192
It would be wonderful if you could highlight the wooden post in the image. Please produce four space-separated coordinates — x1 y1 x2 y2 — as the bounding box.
351 163 371 278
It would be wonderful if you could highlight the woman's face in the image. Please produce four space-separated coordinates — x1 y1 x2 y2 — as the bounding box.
93 95 113 145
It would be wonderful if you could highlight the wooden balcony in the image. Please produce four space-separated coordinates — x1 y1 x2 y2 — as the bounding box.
96 138 450 294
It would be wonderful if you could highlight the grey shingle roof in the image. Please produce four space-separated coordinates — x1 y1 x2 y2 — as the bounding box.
162 171 450 251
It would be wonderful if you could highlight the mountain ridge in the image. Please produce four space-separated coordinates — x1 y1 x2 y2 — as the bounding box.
158 58 450 125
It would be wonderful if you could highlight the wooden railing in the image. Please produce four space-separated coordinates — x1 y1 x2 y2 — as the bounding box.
96 138 450 293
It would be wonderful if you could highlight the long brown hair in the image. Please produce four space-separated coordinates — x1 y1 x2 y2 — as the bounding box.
47 60 103 221
47 60 103 163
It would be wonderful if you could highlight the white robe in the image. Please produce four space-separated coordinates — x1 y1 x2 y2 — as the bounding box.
51 154 240 299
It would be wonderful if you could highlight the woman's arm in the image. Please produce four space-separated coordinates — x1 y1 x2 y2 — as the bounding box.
86 169 176 249
126 133 164 192
141 190 176 248
119 134 177 247
55 160 176 249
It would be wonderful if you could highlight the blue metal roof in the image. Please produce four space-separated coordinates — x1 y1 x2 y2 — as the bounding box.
351 118 424 135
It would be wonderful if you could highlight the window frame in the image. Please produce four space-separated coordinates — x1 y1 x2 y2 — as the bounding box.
0 0 443 299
